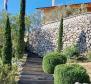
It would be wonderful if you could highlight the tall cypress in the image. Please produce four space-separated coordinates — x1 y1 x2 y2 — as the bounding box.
16 0 26 58
58 17 63 52
2 15 12 65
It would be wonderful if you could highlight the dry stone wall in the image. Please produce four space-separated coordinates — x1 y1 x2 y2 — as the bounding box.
29 13 91 56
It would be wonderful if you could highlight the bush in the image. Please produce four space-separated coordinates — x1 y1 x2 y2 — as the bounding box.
87 51 91 62
63 44 79 59
42 52 67 74
0 64 18 84
54 64 90 84
0 46 2 58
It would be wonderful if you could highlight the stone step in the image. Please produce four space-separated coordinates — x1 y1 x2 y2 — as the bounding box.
21 70 43 74
20 74 53 80
20 71 53 76
23 64 42 67
27 57 42 60
27 58 42 62
26 61 42 65
27 60 42 63
20 71 47 75
23 65 42 69
18 80 54 84
22 67 43 72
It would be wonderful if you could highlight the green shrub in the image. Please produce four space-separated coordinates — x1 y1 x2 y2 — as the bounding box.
0 46 2 58
54 64 90 84
87 51 91 62
42 52 67 74
0 64 18 84
63 44 79 59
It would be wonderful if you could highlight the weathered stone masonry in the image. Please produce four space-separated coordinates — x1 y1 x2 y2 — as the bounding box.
29 13 91 56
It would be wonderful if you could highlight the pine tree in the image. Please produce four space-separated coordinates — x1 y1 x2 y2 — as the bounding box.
2 15 12 65
58 17 63 52
16 0 26 58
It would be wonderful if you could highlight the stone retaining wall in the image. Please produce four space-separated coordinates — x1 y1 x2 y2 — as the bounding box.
29 13 91 56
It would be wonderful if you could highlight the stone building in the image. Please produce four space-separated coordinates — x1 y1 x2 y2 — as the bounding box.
29 2 91 56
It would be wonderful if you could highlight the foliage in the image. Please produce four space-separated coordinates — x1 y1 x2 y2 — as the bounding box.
86 51 91 62
2 15 12 65
0 11 7 47
0 46 3 58
58 17 63 52
0 64 18 84
42 52 67 74
0 11 31 32
63 44 79 59
0 11 8 28
54 64 90 84
80 4 87 13
65 6 74 16
0 10 30 58
0 28 4 46
60 4 87 18
11 15 31 57
16 0 26 59
76 56 87 62
61 6 74 17
11 15 31 33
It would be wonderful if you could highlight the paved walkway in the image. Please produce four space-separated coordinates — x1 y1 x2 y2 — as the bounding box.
18 57 53 84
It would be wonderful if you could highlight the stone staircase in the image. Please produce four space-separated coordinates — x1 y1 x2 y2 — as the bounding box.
18 57 53 84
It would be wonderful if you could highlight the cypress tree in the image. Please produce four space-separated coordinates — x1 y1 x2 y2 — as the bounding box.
16 0 26 58
2 15 12 65
58 17 63 52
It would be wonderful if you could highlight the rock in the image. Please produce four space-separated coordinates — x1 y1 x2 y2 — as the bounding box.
29 13 91 56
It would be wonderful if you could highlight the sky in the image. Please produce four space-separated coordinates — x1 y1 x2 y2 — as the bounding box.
0 0 91 15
